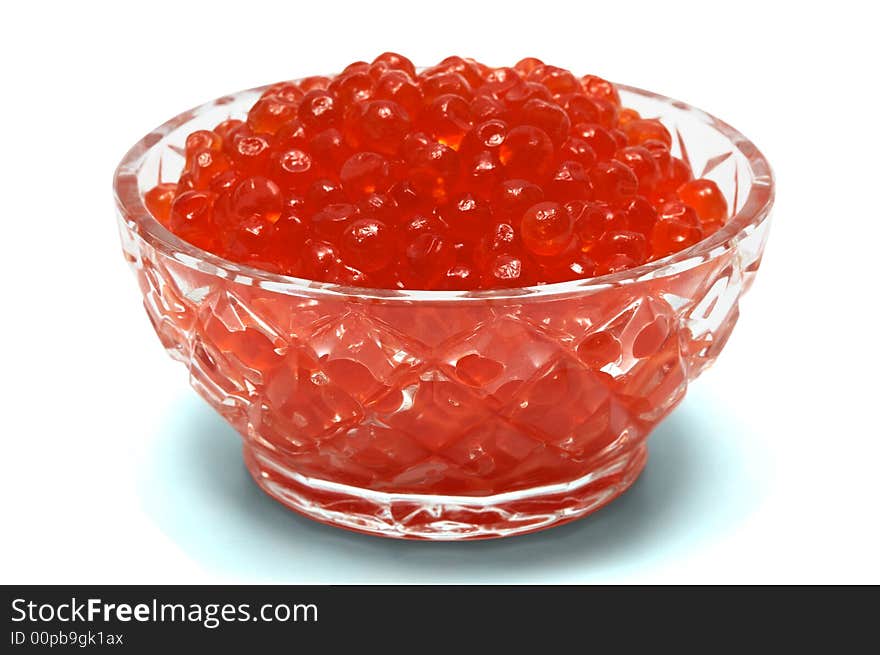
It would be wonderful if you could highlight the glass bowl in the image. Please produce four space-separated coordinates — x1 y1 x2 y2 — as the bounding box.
113 81 774 540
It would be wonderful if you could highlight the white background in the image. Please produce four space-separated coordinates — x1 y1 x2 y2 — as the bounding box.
1 0 878 584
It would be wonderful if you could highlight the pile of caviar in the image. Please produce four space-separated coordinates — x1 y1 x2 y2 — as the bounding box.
146 54 729 290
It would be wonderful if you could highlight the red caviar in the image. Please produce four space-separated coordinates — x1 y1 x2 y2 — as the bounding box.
149 54 729 289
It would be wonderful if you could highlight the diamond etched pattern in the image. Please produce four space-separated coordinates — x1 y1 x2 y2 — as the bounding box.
120 222 761 538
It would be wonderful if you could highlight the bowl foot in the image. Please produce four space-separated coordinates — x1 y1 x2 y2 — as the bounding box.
243 444 648 540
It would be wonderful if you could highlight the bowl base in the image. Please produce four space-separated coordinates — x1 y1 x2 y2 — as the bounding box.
243 445 648 540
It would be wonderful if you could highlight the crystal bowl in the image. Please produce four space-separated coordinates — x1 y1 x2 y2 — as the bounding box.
114 82 774 540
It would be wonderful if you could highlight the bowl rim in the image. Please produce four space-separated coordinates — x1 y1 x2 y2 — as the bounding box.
113 81 774 303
